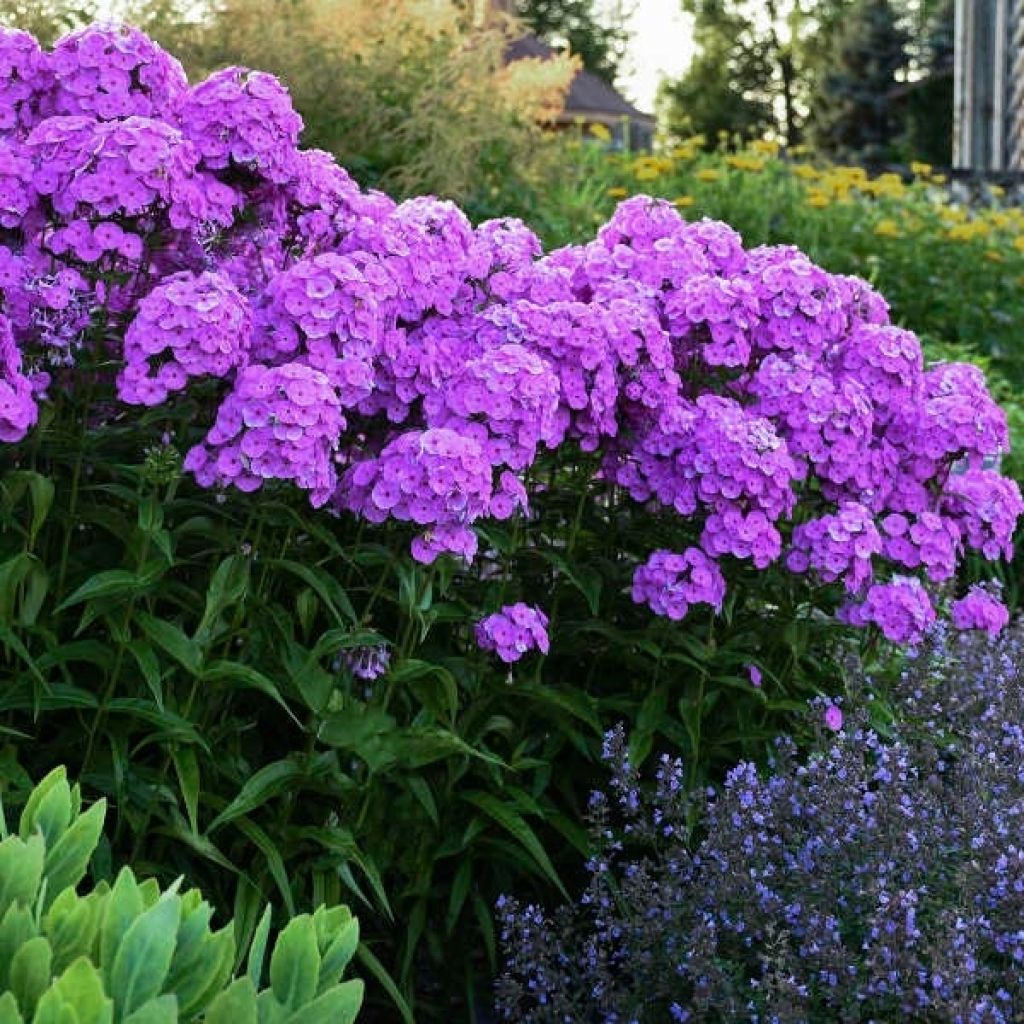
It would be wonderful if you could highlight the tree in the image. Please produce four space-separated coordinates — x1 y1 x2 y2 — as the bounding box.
514 0 630 85
663 0 858 147
810 0 909 162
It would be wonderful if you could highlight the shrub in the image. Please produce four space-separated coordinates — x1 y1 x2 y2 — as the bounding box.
0 766 363 1023
0 22 1020 1018
496 622 1024 1022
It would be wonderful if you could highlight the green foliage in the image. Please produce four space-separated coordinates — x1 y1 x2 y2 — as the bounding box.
810 0 908 162
0 767 363 1023
513 0 629 85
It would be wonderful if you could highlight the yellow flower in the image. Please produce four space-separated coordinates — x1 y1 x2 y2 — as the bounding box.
990 184 1006 198
947 221 990 241
634 165 662 181
985 249 1005 263
789 143 811 157
791 163 820 180
806 192 831 209
750 138 780 156
873 219 901 238
606 186 628 199
930 173 948 185
910 160 933 176
1012 235 1024 253
672 195 695 208
695 168 722 183
683 133 707 148
589 122 612 142
673 145 696 161
725 154 766 172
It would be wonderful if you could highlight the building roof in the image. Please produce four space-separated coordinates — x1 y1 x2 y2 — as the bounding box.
505 34 656 126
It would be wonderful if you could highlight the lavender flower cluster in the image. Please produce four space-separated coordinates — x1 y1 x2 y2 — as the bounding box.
497 622 1024 1023
1 23 1020 648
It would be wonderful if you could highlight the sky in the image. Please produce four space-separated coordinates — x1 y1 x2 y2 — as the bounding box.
613 0 696 114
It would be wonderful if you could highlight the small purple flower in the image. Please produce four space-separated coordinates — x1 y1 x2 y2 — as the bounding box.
748 665 762 688
476 603 549 664
823 704 843 732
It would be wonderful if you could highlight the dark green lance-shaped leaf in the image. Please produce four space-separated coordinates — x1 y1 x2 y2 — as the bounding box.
284 980 363 1024
0 834 44 913
55 569 157 613
200 662 299 726
232 819 295 917
204 978 258 1024
194 555 250 647
0 991 23 1024
354 944 414 1024
102 700 207 748
134 613 201 676
41 800 106 910
127 642 163 710
266 560 356 626
171 748 200 836
269 916 320 1011
0 623 46 690
99 868 144 974
9 935 51 1017
462 791 568 898
110 893 182 1019
207 761 304 833
122 995 178 1024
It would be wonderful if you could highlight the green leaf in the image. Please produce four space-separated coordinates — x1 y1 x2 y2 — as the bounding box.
269 917 319 1011
109 893 182 1019
207 761 304 833
204 978 258 1024
283 980 363 1024
9 935 51 1017
55 570 156 614
194 556 250 647
232 819 295 917
134 614 201 676
18 768 67 842
316 916 359 992
354 944 414 1024
42 800 106 910
45 890 104 976
127 643 163 710
200 662 299 727
462 792 567 898
122 996 178 1024
174 925 234 1020
0 904 34 990
0 991 24 1024
245 906 273 989
266 561 355 627
0 834 44 913
99 868 143 974
171 748 200 836
38 957 112 1024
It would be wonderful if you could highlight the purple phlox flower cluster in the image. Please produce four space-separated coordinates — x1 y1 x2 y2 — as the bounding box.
749 353 873 487
950 584 1009 638
475 603 550 663
337 428 497 563
178 66 302 184
664 273 759 370
424 344 562 471
787 501 881 593
835 323 923 419
631 548 726 621
2 24 1021 642
879 510 962 582
743 244 845 360
0 29 52 137
941 469 1024 561
184 362 342 506
46 24 187 122
118 270 252 405
839 575 936 644
26 114 224 239
0 313 37 441
0 139 35 229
